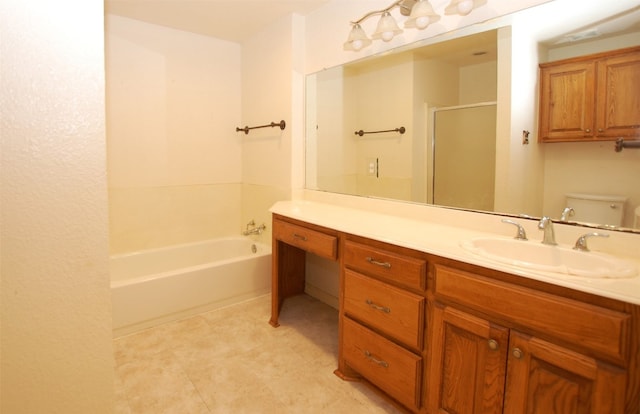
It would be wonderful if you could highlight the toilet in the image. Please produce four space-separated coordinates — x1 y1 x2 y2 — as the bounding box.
565 193 627 227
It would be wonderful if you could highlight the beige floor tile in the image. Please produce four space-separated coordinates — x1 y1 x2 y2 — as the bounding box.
113 294 404 413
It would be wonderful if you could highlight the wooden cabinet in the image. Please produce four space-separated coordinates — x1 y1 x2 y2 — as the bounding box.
344 269 424 350
428 264 632 414
272 218 338 260
270 215 639 413
270 215 338 327
539 46 640 143
337 238 426 411
426 304 508 414
343 240 426 291
342 317 423 410
504 331 626 413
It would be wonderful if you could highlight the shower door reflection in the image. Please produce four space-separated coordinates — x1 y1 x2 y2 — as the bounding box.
432 103 497 211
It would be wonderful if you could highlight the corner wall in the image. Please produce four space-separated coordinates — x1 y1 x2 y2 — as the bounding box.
0 1 114 412
240 14 306 244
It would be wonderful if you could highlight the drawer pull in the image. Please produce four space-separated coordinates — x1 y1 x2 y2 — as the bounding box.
366 299 391 314
364 350 389 368
488 339 499 351
293 233 308 241
366 256 392 269
512 348 523 359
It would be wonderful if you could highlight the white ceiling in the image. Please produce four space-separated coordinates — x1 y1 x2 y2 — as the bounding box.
105 0 330 42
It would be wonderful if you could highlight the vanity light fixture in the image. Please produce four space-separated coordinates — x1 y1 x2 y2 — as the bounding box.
372 11 403 42
344 0 485 52
405 0 441 29
444 0 487 16
343 23 372 51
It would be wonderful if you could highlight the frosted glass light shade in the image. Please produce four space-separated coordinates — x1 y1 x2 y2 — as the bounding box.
404 0 440 29
343 23 372 51
371 12 402 42
444 0 486 16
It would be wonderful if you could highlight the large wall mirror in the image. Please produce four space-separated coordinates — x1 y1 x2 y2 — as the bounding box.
306 0 640 233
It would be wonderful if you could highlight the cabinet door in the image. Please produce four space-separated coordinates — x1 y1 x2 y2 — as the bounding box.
426 304 509 414
595 50 640 139
504 331 626 414
539 61 596 142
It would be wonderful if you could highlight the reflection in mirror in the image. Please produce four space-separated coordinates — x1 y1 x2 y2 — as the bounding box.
305 1 640 233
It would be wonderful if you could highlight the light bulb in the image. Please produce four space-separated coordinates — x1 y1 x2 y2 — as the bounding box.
381 31 394 42
351 39 363 50
457 0 474 15
415 16 430 29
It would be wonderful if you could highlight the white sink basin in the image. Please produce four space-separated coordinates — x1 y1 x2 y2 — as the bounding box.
461 237 638 278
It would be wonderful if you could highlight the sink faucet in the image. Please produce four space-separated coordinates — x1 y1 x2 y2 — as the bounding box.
538 216 557 245
501 219 527 240
574 232 609 251
559 207 575 222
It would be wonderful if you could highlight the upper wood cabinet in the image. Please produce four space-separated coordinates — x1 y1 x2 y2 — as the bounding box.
538 46 640 143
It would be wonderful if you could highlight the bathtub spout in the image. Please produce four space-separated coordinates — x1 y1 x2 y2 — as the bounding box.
243 220 266 236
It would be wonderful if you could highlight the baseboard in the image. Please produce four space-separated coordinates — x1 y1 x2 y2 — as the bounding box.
305 282 339 310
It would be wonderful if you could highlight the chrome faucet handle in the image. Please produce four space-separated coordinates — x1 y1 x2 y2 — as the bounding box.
560 207 575 222
538 216 557 245
501 219 528 240
573 232 609 252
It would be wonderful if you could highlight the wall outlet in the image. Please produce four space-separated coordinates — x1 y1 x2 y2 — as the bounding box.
367 158 378 177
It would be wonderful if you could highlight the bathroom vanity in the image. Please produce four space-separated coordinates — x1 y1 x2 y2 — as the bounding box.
269 201 640 414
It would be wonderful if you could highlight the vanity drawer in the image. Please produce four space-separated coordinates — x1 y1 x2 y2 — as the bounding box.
344 240 426 290
344 269 424 350
273 219 338 260
433 264 630 363
343 317 422 411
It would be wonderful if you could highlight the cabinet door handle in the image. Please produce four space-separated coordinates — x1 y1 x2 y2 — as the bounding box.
585 128 591 133
488 339 499 350
364 350 389 368
366 256 391 268
598 128 603 132
365 299 391 314
293 233 307 241
512 348 523 359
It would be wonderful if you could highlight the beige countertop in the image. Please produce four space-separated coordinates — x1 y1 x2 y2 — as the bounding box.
271 199 640 305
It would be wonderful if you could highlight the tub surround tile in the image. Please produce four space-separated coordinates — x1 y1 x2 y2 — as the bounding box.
113 294 402 413
109 183 242 254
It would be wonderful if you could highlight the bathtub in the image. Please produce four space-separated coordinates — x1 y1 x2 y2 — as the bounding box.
111 237 271 337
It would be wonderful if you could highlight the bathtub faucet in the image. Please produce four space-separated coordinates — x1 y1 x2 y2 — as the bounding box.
243 220 266 236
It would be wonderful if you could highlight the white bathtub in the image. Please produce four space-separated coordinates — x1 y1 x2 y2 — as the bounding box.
111 237 271 337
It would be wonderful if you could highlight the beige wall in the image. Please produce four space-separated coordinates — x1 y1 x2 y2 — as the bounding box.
239 13 305 244
349 54 415 201
106 15 243 253
105 12 302 253
0 0 114 412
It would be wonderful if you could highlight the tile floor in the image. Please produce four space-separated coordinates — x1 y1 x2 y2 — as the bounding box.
113 294 404 413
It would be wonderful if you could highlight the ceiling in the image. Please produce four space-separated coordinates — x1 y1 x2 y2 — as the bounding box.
105 0 330 42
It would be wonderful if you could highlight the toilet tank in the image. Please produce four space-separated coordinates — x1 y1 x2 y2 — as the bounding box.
565 193 627 227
